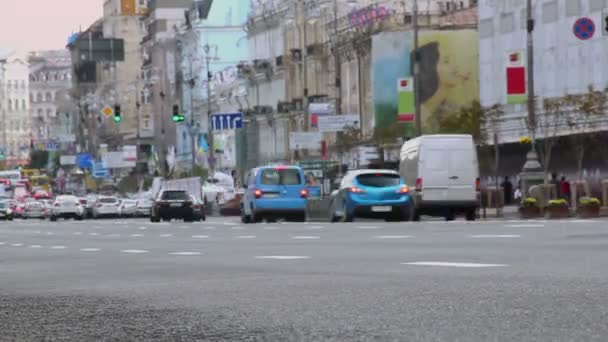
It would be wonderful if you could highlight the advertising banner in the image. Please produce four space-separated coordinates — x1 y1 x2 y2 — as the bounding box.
506 50 527 104
397 77 415 123
317 114 360 132
289 132 322 150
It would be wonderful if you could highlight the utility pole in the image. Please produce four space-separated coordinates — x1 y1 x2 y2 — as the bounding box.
333 0 341 116
301 0 309 131
204 44 215 175
189 53 198 174
413 0 422 137
526 0 536 142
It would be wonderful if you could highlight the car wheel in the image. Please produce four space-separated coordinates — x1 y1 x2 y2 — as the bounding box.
184 217 194 223
50 216 57 222
150 216 160 223
344 211 354 222
445 210 456 221
293 212 307 222
465 209 476 221
266 217 277 223
240 205 251 224
8 216 14 221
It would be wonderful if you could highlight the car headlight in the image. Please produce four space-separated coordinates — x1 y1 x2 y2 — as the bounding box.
6 209 12 214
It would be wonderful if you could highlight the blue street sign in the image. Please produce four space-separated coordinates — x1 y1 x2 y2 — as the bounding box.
574 17 595 40
92 161 109 179
211 112 243 131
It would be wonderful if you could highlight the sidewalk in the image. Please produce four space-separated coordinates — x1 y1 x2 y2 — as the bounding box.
479 205 519 220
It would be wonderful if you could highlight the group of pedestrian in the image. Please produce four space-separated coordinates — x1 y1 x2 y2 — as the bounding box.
499 172 572 206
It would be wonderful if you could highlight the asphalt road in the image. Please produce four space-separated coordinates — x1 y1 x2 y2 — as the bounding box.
2 216 608 341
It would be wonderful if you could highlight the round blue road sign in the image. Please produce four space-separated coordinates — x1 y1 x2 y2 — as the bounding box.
573 17 595 40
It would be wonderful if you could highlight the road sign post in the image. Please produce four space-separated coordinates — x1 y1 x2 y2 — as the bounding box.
211 112 244 131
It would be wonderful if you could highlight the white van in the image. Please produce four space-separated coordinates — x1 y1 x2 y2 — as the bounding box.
399 134 480 221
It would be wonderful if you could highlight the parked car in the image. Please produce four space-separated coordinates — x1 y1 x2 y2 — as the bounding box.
119 199 138 217
0 200 14 220
50 195 85 221
23 201 49 219
84 194 98 218
135 198 153 217
399 134 480 221
241 165 308 223
93 196 121 218
33 189 50 200
150 190 198 222
14 201 27 218
328 169 413 222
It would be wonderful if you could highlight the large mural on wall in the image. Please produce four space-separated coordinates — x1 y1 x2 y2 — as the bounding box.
372 30 479 133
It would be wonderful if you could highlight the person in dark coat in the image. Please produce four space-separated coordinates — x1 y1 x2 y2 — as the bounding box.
501 176 513 205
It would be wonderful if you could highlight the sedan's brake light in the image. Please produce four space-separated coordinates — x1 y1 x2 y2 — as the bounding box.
475 177 481 192
300 188 309 198
349 186 365 194
254 189 263 198
396 186 410 194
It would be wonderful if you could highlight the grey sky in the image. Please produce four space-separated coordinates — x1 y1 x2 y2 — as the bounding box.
0 0 103 56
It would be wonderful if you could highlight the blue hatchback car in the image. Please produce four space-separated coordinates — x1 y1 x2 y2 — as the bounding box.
328 170 412 222
241 165 309 223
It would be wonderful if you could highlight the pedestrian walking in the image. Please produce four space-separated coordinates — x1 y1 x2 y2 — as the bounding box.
560 176 571 202
501 176 513 205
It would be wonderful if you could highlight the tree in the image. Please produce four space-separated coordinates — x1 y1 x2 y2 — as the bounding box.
28 150 49 169
438 100 501 145
537 95 577 183
567 86 608 179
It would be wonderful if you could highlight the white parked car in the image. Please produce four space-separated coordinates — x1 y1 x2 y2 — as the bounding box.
135 198 153 217
50 195 84 221
119 199 138 217
23 201 49 219
93 196 121 218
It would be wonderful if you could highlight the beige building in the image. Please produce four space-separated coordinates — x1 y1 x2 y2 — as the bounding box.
0 55 31 166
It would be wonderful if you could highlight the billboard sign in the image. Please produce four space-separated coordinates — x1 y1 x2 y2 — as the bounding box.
317 115 360 132
506 50 527 104
397 77 415 122
289 132 322 150
60 155 77 166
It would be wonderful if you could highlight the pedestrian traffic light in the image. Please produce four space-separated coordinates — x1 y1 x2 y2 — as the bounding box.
114 105 122 123
172 105 185 122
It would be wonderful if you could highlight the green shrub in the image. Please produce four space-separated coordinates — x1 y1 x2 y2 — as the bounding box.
522 197 538 208
547 199 568 207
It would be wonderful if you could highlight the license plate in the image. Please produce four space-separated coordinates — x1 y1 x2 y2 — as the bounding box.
170 203 182 207
372 206 391 212
263 193 279 198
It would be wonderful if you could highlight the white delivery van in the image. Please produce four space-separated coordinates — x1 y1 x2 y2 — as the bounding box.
399 134 480 221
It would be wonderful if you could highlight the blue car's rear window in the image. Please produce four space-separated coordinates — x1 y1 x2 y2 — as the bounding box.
260 169 302 185
356 173 400 187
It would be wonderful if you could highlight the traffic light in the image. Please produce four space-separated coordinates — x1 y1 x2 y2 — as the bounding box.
0 148 5 161
172 105 185 122
114 105 122 123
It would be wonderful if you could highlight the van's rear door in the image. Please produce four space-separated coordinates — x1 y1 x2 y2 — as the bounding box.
420 148 450 202
446 148 478 202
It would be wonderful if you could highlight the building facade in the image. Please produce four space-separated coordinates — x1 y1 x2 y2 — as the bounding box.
28 50 75 153
0 55 31 166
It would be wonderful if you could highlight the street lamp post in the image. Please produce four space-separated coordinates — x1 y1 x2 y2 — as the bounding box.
413 0 422 137
204 44 218 174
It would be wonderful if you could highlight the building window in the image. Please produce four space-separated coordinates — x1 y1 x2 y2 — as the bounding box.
566 0 580 16
8 99 12 111
590 0 604 12
542 1 558 24
38 109 43 119
46 92 52 102
30 94 34 103
47 109 53 119
37 93 43 102
21 99 26 110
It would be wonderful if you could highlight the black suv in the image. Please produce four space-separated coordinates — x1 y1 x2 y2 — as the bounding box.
151 190 200 222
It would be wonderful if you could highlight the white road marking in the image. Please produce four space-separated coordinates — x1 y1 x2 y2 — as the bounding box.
255 256 310 260
107 233 121 237
263 226 279 230
169 252 201 256
236 235 256 239
504 224 544 228
28 245 42 248
203 226 216 230
138 226 147 230
308 225 325 230
50 246 67 250
74 232 83 235
192 235 210 239
46 232 54 236
80 248 101 252
89 233 99 236
121 249 149 254
179 225 190 229
357 226 381 230
374 235 414 239
292 236 321 240
231 226 244 230
11 243 23 247
130 234 144 237
470 235 522 238
402 261 508 268
160 233 173 238
223 222 238 226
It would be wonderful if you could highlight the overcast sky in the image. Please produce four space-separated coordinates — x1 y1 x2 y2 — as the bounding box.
0 0 104 57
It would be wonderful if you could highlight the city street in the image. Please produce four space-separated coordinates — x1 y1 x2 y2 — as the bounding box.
2 218 608 341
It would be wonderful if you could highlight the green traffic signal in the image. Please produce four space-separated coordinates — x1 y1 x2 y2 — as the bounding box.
114 105 122 123
172 105 185 122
